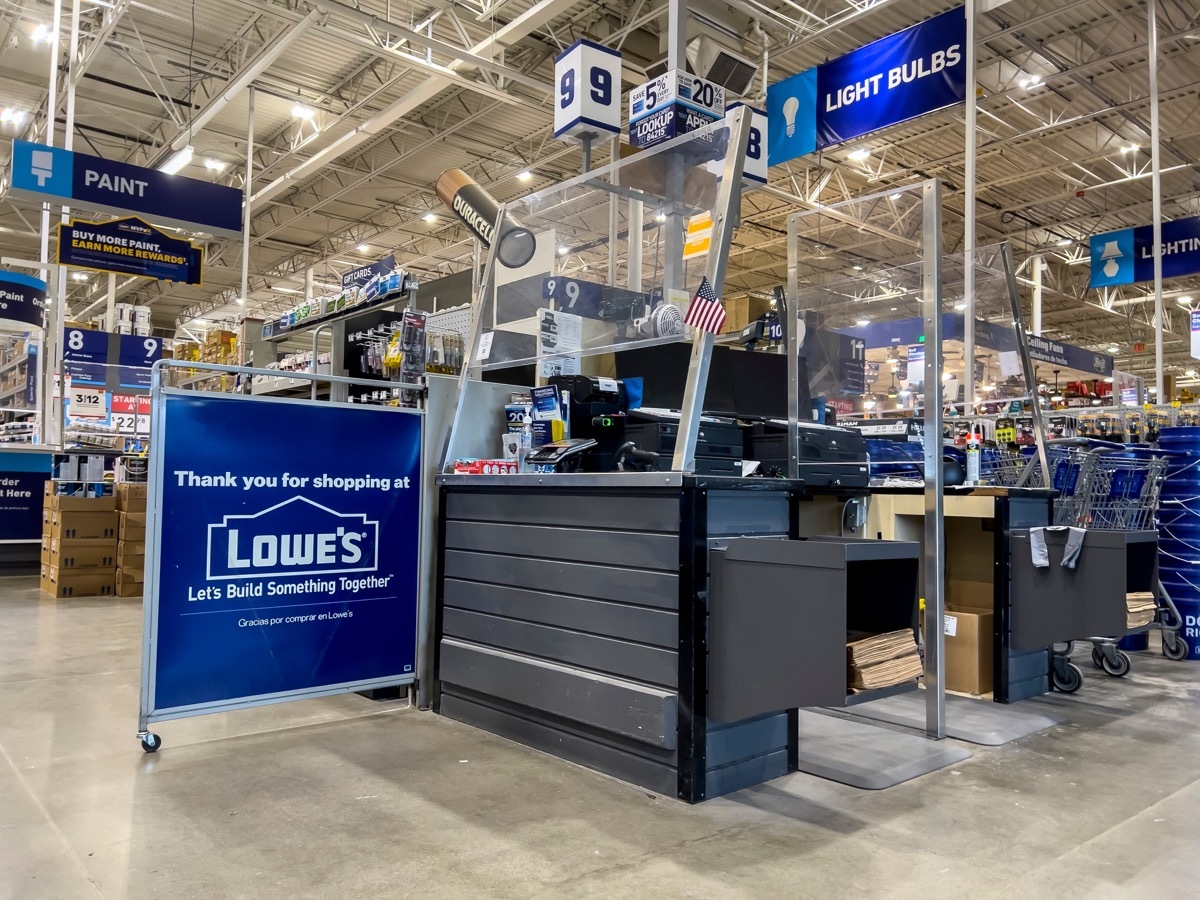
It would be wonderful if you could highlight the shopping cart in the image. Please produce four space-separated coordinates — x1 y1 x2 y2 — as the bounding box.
1044 444 1178 689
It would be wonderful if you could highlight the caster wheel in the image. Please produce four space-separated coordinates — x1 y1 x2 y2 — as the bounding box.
1091 647 1104 668
1100 650 1131 678
1163 635 1189 661
140 733 161 753
1053 662 1083 694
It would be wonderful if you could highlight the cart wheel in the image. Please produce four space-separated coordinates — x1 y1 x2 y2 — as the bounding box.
1100 650 1131 678
1053 662 1083 694
140 733 161 753
1163 635 1189 661
1090 646 1104 668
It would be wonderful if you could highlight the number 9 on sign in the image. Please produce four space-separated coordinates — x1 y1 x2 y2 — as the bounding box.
553 40 622 143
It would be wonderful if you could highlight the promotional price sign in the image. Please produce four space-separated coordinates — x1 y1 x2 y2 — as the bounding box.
59 217 203 285
629 70 725 149
145 394 423 716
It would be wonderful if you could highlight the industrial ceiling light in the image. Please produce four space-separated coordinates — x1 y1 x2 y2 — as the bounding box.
557 245 569 256
272 286 300 294
356 243 369 252
31 23 51 45
1108 345 1119 353
1187 369 1198 378
423 212 436 223
852 264 863 272
889 192 901 200
1178 295 1194 306
1057 238 1071 247
856 317 870 326
204 158 226 172
516 170 532 182
1018 74 1041 89
292 103 315 120
847 148 871 163
954 301 966 311
71 272 89 282
1120 143 1139 154
654 211 667 223
0 108 26 126
159 145 193 175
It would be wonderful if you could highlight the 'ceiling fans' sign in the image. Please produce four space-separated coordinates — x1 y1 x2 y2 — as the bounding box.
1089 214 1200 288
59 217 203 285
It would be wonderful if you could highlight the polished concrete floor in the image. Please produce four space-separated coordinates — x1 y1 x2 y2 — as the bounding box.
2 574 1199 899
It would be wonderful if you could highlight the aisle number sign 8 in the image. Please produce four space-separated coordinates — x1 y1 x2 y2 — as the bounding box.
713 104 769 187
553 40 623 143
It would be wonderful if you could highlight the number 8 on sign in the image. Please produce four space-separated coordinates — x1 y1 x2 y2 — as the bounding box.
553 40 622 144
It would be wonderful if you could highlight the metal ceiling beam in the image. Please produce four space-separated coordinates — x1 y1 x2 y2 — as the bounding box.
147 9 322 165
249 0 579 209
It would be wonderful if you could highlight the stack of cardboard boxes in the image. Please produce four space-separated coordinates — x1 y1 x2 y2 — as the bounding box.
116 483 148 597
200 330 237 365
40 486 118 598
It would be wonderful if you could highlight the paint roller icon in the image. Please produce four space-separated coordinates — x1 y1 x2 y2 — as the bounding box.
30 150 54 187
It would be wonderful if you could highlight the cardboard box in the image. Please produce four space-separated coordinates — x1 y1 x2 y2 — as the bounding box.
115 569 144 597
45 492 116 512
119 511 147 541
943 580 994 696
118 541 146 561
116 483 148 512
118 563 145 583
720 296 750 335
47 541 116 569
117 551 145 571
44 510 118 541
39 567 116 599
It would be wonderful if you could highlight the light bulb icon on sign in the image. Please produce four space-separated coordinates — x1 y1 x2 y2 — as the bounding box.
782 96 800 137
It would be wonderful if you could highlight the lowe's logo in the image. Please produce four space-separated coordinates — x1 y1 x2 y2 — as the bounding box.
206 496 379 580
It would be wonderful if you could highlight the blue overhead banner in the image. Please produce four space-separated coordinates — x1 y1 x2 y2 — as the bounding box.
150 394 422 712
1089 214 1200 288
767 6 966 166
0 271 46 328
8 139 242 238
342 254 396 291
58 217 203 285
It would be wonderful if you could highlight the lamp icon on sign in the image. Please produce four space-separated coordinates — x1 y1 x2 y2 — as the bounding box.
1100 240 1123 279
782 96 801 137
30 150 54 187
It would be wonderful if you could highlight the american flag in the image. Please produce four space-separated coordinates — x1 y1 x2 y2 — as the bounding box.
683 276 725 334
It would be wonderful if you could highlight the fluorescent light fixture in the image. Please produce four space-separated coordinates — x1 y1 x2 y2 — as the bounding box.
1178 295 1194 305
1120 143 1138 154
236 297 245 305
1018 74 1041 89
159 145 194 175
272 286 300 294
357 244 369 252
856 317 870 326
654 211 667 223
852 264 863 272
557 245 569 256
847 148 871 162
0 108 26 126
71 272 89 282
954 301 967 311
1186 369 1197 378
204 158 226 172
516 170 532 182
31 23 51 44
1108 346 1119 353
292 104 315 120
423 212 436 223
1057 238 1071 247
889 192 902 200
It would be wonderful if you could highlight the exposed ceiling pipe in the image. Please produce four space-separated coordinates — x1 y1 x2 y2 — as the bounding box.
147 8 322 166
250 0 581 210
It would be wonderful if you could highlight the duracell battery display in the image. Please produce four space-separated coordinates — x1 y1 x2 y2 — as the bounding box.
436 168 537 269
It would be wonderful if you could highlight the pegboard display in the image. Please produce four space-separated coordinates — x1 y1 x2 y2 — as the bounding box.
427 303 472 339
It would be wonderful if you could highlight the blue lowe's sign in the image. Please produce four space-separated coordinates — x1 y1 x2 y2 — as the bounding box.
9 140 241 237
59 217 203 284
1089 215 1200 288
767 6 966 166
206 496 380 581
150 394 421 712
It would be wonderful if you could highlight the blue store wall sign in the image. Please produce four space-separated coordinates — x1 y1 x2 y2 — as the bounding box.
0 452 53 542
9 140 242 238
151 395 422 712
1089 214 1200 288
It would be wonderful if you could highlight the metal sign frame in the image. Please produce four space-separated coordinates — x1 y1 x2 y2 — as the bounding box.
137 360 426 750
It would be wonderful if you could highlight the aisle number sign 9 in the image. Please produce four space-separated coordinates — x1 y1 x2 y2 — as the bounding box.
553 40 623 143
